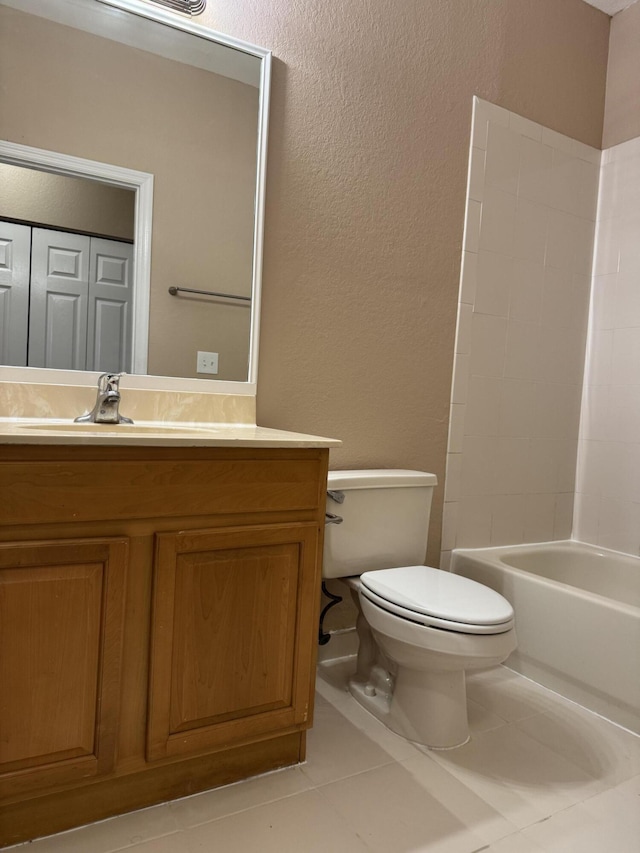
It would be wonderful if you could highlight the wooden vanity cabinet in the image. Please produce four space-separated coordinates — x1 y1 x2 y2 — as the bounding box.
0 537 128 798
0 444 329 848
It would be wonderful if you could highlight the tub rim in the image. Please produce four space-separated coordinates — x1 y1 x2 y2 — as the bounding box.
451 538 640 618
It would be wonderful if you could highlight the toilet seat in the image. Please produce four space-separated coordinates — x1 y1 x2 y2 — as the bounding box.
360 565 514 635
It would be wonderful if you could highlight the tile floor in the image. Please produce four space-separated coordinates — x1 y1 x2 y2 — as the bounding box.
8 659 640 852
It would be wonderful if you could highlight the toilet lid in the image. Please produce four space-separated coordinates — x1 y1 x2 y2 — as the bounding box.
360 566 514 633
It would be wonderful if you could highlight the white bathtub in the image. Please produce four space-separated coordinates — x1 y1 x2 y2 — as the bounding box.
451 540 640 734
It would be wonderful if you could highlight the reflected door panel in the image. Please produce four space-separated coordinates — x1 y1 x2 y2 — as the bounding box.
0 222 30 366
2 225 133 371
28 228 89 370
87 238 133 372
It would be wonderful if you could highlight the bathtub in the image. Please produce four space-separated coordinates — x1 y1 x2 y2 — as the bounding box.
451 540 640 734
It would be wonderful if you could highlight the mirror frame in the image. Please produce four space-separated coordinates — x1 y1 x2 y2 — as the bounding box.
0 0 271 396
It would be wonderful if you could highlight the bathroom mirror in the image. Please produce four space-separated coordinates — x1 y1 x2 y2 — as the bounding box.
0 0 270 393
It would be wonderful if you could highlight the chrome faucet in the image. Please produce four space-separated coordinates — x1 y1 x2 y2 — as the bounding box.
74 373 134 425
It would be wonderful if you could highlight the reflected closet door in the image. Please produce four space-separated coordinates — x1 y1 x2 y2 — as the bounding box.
87 237 133 373
0 222 30 366
28 228 89 370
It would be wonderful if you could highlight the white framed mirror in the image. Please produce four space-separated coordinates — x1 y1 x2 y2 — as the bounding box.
0 0 271 395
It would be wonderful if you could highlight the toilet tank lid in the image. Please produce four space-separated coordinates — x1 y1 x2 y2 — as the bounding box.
327 469 437 489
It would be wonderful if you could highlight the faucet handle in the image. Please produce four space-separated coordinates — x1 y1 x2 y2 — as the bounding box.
98 372 125 393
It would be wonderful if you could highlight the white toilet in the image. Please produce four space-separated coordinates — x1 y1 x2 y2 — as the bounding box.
323 469 516 749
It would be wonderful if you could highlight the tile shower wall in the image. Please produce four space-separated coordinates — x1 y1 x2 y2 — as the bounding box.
441 99 600 568
574 136 640 556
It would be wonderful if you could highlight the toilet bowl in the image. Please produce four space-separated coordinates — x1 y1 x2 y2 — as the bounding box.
323 470 517 749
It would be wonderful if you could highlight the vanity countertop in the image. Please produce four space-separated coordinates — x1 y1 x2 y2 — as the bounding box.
0 418 341 448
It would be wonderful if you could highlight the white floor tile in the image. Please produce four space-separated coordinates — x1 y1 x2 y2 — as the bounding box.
467 697 509 734
316 659 422 762
428 722 603 829
183 788 370 852
106 837 184 853
8 666 637 853
616 773 640 796
318 761 487 853
169 765 312 828
521 786 640 852
485 831 546 852
466 666 563 723
300 693 396 786
400 752 519 845
514 700 640 787
6 803 180 853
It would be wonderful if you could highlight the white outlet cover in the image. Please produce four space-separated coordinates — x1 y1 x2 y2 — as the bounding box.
197 351 219 374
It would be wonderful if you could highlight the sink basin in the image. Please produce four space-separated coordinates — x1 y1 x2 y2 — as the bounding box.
19 422 217 436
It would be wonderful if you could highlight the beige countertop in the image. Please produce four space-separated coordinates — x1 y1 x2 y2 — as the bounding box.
0 418 341 448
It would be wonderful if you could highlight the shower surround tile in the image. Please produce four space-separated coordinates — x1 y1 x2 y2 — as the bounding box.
443 98 599 558
575 133 640 557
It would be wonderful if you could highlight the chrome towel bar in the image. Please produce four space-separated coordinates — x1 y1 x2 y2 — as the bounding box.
168 286 251 302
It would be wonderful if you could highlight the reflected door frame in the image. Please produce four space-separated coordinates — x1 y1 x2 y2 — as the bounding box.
0 139 153 375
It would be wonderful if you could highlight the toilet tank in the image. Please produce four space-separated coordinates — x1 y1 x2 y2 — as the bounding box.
323 469 438 579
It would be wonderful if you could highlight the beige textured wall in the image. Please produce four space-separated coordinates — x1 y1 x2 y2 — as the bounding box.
0 5 258 382
0 1 609 562
201 0 609 562
0 163 134 240
602 1 640 148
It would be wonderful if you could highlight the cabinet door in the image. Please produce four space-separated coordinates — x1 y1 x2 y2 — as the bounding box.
0 538 127 798
147 523 320 762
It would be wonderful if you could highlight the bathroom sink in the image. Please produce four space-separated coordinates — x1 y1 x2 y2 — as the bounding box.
19 422 218 436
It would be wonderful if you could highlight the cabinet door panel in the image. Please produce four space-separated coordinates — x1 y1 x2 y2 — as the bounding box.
171 542 298 730
148 523 320 761
0 539 127 797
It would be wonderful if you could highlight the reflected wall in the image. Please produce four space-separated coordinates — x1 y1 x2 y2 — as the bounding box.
0 4 259 381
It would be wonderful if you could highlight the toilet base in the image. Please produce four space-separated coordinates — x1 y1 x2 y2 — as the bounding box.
349 665 471 750
345 581 472 749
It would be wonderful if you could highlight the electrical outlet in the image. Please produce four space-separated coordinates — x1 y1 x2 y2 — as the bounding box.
196 351 219 374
